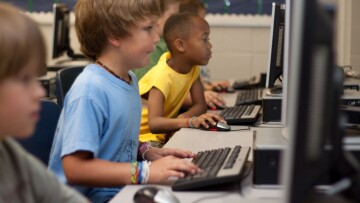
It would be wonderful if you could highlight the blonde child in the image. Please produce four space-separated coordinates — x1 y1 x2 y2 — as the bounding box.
0 3 88 203
139 12 226 147
48 1 199 202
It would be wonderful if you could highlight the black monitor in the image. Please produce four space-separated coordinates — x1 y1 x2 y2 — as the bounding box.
266 3 285 90
283 0 360 202
52 3 85 60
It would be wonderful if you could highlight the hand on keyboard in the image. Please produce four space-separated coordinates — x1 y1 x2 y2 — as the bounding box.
172 146 251 191
148 156 200 183
204 90 226 110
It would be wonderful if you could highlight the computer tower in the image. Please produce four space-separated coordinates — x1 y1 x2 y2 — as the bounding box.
253 128 360 186
262 89 282 123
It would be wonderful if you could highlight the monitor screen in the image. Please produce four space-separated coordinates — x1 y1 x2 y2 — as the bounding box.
52 3 85 60
266 3 285 90
282 0 350 202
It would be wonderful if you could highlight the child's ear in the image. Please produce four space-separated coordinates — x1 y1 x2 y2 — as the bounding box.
108 36 121 47
174 39 186 53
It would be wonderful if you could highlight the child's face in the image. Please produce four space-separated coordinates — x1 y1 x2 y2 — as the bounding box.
0 59 45 138
184 18 212 66
156 2 180 36
121 16 160 69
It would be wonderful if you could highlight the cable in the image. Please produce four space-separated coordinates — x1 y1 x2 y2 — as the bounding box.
191 192 234 203
230 126 251 131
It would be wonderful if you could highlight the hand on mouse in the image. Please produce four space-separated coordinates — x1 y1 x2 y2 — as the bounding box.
204 90 226 110
143 146 195 161
189 112 226 129
148 156 200 183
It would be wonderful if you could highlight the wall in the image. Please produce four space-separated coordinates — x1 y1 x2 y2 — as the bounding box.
351 0 360 71
28 13 272 81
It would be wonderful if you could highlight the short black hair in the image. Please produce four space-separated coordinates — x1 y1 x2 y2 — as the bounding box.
163 12 199 53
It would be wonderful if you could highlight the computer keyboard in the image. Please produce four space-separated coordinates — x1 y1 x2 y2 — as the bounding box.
219 104 261 125
172 145 251 191
235 88 263 106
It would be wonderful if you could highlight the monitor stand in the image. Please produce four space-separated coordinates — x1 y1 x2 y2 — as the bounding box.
269 86 283 96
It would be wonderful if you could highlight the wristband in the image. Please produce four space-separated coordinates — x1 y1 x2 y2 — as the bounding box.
189 116 196 128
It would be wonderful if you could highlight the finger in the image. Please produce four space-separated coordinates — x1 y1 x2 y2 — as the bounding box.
168 149 196 158
166 171 185 178
207 102 216 110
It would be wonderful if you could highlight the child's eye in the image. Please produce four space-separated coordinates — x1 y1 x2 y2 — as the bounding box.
17 75 36 85
144 26 153 32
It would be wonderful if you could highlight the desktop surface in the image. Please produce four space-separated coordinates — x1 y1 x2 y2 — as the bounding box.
109 92 284 202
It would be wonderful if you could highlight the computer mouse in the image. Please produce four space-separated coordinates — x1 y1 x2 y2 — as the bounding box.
212 86 227 93
199 120 231 131
133 186 180 203
208 103 225 110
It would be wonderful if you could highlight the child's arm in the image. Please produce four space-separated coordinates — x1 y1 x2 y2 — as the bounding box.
180 77 207 117
147 87 191 133
62 151 198 186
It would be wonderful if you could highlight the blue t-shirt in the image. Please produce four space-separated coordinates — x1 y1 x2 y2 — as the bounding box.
48 64 141 203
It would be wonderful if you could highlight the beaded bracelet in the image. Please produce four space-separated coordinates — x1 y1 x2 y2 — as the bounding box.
131 161 138 184
189 116 196 128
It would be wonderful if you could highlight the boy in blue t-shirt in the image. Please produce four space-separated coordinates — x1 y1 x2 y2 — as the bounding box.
48 1 199 202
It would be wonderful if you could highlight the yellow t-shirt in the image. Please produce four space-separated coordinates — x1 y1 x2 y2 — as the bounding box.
139 52 200 143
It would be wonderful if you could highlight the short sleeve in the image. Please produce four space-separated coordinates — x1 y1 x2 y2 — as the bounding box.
60 97 105 158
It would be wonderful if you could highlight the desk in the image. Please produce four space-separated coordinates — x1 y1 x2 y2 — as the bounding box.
110 128 283 203
110 93 284 203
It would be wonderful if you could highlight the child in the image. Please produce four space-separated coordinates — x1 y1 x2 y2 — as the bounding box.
133 0 226 110
133 0 180 81
0 3 88 203
139 12 226 147
179 0 231 93
48 1 199 202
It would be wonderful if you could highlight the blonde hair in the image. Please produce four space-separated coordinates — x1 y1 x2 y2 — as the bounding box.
0 3 46 82
75 0 161 61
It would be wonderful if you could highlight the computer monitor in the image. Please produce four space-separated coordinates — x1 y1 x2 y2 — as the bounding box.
282 0 360 202
265 3 285 90
52 3 85 60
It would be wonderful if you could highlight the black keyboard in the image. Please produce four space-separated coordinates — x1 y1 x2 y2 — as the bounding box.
219 104 261 125
235 88 263 106
172 146 251 191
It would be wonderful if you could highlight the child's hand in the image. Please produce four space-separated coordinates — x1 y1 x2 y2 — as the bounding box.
204 90 225 109
144 146 195 161
190 112 226 129
211 80 230 91
148 156 200 183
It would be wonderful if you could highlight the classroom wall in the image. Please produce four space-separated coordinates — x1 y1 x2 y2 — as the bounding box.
351 0 360 71
28 13 272 81
29 5 356 80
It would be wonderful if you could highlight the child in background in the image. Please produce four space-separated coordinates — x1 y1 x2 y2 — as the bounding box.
48 1 199 202
139 12 226 147
179 0 231 93
133 0 226 110
0 3 88 203
133 0 180 80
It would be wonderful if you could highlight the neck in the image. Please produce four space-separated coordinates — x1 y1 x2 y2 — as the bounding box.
167 57 193 74
96 60 131 84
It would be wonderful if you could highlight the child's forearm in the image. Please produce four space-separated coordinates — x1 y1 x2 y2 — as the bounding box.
148 117 190 133
63 155 133 187
179 103 207 118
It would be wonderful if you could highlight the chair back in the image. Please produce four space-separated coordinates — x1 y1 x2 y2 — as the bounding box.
55 66 84 108
17 99 61 165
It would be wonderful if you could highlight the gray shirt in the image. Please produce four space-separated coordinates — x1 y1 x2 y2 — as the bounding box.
0 137 89 203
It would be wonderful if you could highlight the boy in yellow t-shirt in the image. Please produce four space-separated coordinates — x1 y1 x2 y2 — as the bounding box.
139 13 226 147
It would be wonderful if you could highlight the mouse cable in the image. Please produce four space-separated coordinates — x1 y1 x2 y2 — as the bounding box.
191 192 234 203
230 126 250 131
